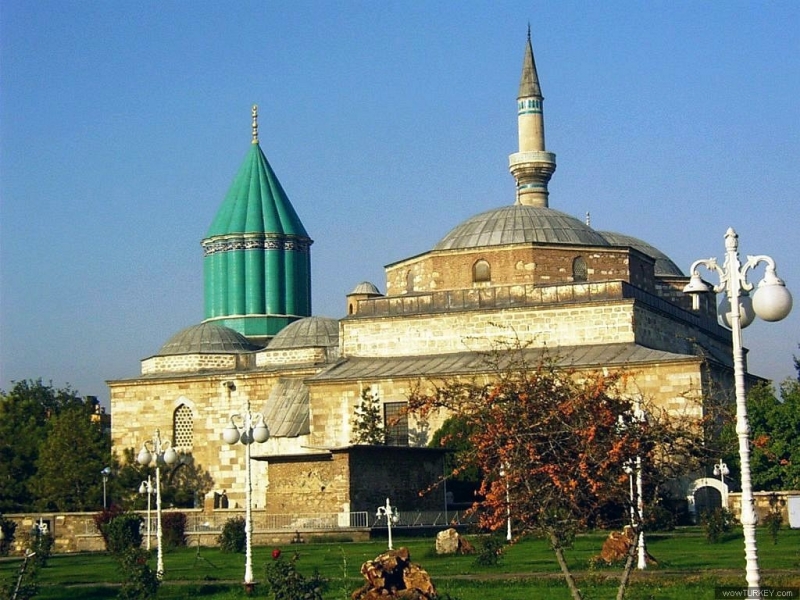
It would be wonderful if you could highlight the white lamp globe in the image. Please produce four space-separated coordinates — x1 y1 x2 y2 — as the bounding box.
222 424 241 445
137 447 152 466
163 447 179 465
252 423 270 443
752 277 793 322
718 292 755 329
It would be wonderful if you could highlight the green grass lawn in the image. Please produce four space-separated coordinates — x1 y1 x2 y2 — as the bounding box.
2 527 798 599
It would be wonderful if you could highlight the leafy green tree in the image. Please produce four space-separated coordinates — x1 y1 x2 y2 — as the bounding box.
0 379 86 512
746 376 800 491
350 387 385 445
31 404 111 511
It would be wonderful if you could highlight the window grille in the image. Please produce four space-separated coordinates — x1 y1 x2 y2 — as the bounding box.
173 404 193 450
384 402 409 447
572 256 588 282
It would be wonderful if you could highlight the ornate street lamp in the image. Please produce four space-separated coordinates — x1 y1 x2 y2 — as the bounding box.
138 477 155 550
376 498 400 550
713 459 730 509
684 227 792 591
221 384 269 589
137 430 179 579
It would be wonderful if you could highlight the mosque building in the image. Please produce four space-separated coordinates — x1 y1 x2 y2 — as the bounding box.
108 33 738 517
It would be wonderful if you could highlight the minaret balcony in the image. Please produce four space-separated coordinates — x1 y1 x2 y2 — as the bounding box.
509 151 556 169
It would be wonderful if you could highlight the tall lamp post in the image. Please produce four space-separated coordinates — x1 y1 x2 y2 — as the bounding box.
498 464 511 542
618 400 648 570
101 467 111 509
221 385 270 589
137 430 179 580
713 459 730 510
138 477 155 550
684 228 792 591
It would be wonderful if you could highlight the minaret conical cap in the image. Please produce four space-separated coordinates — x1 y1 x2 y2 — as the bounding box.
519 26 542 99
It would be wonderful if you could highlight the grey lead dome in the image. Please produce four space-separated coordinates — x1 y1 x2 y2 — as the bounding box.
435 204 610 250
157 322 263 355
268 316 339 349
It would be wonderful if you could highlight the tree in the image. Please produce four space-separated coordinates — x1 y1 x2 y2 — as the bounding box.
407 346 707 600
742 364 800 491
31 404 111 511
350 387 385 445
0 379 86 512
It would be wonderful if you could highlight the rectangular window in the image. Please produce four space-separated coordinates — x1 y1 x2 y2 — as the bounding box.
383 402 409 447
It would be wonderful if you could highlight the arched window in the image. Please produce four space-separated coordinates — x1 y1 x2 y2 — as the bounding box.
173 404 193 450
473 259 491 283
572 256 588 282
406 271 414 293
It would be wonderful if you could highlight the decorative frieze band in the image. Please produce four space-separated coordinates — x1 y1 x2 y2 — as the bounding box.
202 235 313 257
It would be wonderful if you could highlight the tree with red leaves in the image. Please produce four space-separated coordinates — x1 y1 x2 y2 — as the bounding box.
408 345 708 600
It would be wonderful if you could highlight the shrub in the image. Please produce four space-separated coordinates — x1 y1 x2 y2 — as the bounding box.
20 528 54 568
94 505 125 548
102 513 144 555
645 504 676 532
118 547 160 600
474 535 504 567
264 554 328 600
161 512 187 548
0 516 17 556
217 516 246 553
763 511 782 545
700 508 736 543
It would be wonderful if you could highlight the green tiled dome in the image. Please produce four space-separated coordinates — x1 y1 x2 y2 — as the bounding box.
205 143 308 239
202 107 312 340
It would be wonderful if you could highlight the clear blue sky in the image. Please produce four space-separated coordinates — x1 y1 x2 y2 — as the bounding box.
1 1 798 406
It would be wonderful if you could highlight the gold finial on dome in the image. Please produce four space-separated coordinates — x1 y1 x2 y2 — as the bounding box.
251 104 259 144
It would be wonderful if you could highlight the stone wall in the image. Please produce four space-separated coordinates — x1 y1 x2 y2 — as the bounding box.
384 244 647 295
342 298 637 358
109 368 318 511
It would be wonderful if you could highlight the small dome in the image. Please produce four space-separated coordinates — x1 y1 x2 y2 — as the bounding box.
268 316 339 350
348 281 382 296
435 205 609 250
157 322 263 356
598 231 684 277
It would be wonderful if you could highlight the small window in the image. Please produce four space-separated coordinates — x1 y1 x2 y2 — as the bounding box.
384 402 409 447
572 256 588 282
473 259 491 283
173 404 193 450
406 271 414 293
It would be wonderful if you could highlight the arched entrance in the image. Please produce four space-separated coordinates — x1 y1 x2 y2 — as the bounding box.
687 477 729 522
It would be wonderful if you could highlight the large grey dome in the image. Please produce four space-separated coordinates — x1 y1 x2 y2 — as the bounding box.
435 205 610 250
598 231 684 277
157 322 263 356
268 316 339 350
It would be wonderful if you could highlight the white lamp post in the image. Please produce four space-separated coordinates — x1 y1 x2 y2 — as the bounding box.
376 497 399 550
221 387 269 589
498 464 511 542
618 400 647 570
137 430 179 580
713 459 730 510
101 467 111 509
138 477 155 550
684 227 792 591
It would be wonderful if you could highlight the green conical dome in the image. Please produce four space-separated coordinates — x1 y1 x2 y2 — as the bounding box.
206 143 308 239
202 106 312 342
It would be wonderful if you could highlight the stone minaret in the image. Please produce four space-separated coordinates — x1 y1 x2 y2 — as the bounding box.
508 27 557 207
